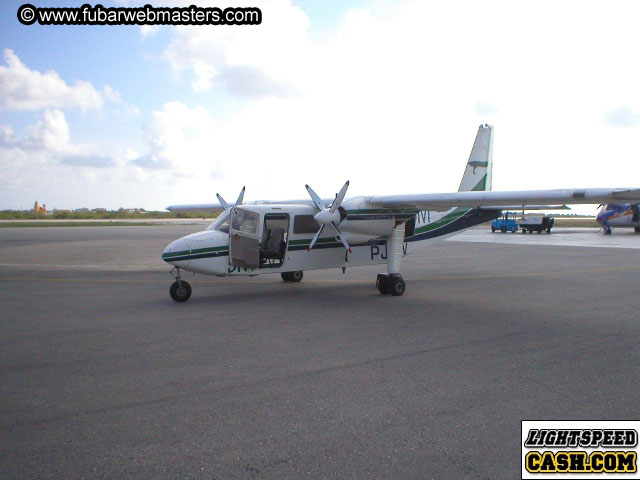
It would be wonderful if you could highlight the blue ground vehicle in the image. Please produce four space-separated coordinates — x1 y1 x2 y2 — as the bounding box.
491 211 518 233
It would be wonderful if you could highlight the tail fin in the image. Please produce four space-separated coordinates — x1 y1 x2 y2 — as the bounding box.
458 124 493 192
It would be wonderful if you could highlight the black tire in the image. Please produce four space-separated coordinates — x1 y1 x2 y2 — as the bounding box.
537 230 541 234
390 275 406 296
635 227 640 233
604 228 612 235
512 227 517 233
491 226 496 232
500 226 507 233
522 229 526 234
377 275 391 295
281 272 292 282
546 228 551 234
290 271 303 282
170 280 192 302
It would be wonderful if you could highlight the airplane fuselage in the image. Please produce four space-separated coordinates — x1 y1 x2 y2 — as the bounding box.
162 197 499 277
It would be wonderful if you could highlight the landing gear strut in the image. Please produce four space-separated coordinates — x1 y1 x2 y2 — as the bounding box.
376 273 405 296
281 271 303 282
169 267 192 302
376 224 406 296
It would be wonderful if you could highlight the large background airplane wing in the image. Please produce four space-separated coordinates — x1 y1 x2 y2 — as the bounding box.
367 188 640 211
166 198 333 212
166 203 225 213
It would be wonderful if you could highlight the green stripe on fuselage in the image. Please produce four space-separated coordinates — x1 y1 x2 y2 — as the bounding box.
414 207 470 234
162 244 228 259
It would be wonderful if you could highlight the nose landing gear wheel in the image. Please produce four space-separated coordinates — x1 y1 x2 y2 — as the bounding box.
170 280 192 302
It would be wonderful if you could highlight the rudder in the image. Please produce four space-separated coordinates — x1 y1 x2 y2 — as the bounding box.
458 124 493 192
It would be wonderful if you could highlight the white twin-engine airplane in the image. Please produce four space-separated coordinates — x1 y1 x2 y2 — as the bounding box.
163 124 640 302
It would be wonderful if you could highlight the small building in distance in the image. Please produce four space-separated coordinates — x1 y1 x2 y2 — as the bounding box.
33 201 46 214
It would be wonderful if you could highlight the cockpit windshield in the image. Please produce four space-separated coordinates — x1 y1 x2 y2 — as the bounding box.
207 211 230 233
605 204 629 213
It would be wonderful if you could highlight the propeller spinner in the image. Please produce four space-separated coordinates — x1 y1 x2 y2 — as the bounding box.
305 181 351 253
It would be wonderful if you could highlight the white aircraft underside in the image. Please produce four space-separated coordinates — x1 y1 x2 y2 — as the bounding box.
162 124 640 301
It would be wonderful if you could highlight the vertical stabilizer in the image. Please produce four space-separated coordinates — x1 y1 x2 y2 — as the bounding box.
458 124 493 192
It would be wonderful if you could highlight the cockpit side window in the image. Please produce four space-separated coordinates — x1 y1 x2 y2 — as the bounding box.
231 208 260 235
606 204 628 213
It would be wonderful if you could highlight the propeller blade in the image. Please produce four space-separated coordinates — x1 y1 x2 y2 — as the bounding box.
216 193 229 210
329 180 349 214
308 224 325 251
328 223 352 253
305 184 324 211
236 186 245 206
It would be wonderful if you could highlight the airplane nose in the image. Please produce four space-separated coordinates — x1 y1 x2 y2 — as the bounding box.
596 210 610 223
162 237 191 267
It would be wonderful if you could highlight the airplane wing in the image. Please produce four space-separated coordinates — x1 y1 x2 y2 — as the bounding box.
367 188 640 212
166 203 225 213
480 204 570 211
166 198 333 212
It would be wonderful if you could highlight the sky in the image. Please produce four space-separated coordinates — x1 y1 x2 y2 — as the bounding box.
1 0 640 212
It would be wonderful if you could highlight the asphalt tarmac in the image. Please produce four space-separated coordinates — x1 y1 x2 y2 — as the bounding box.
2 225 639 479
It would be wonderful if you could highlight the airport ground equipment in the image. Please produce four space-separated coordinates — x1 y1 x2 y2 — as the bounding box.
491 211 518 233
520 215 554 234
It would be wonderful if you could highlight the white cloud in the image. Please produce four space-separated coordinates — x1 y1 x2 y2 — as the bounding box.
603 106 640 128
162 0 312 97
3 109 117 167
103 85 140 117
133 101 219 173
476 102 499 116
0 49 103 111
0 49 138 116
24 109 72 153
144 0 640 211
60 154 117 168
0 125 16 147
5 0 640 211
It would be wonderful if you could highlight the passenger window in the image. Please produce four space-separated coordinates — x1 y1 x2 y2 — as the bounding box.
293 215 320 234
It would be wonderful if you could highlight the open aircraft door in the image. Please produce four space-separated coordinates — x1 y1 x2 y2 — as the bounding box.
229 207 262 269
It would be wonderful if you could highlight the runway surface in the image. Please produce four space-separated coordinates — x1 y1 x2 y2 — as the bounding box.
2 225 639 479
450 226 640 249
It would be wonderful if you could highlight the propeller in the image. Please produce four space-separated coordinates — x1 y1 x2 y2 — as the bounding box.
216 186 245 210
305 181 351 253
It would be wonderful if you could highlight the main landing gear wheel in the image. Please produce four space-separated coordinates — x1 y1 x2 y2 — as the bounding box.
376 273 405 296
281 271 303 282
170 280 192 302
